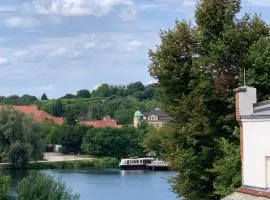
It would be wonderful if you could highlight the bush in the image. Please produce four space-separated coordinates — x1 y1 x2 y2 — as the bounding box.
17 172 80 200
0 175 10 199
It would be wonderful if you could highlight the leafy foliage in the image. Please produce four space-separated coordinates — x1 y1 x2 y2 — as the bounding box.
0 108 44 169
17 172 79 200
0 175 10 200
148 0 270 199
82 127 145 158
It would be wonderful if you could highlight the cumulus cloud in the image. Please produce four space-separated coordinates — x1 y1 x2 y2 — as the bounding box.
24 0 136 19
36 84 55 91
125 40 143 52
14 50 30 58
0 57 9 65
4 16 40 28
50 47 80 58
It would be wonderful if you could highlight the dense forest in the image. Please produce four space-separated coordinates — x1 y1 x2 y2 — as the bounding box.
0 82 161 125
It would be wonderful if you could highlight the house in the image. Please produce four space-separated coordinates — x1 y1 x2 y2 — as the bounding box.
134 108 172 128
80 117 122 128
223 86 270 199
0 105 64 125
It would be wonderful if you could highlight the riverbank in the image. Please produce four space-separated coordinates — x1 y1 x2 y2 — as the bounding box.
0 157 119 170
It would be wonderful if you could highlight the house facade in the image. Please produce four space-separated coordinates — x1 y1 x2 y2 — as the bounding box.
223 86 270 199
134 108 172 128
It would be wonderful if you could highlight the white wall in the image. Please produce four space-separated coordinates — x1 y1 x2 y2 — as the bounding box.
243 119 270 188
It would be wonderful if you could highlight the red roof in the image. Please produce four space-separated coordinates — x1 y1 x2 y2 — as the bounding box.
80 119 122 128
0 105 64 125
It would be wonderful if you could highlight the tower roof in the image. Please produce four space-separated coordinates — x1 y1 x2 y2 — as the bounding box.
134 110 143 117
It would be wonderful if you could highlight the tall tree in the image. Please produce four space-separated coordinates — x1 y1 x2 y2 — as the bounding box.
148 0 270 199
41 93 48 101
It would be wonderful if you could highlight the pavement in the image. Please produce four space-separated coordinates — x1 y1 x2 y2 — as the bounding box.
43 152 92 162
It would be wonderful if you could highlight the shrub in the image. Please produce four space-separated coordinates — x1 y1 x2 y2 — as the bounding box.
17 172 80 200
0 175 10 199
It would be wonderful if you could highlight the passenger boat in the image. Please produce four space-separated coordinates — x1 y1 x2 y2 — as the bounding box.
119 157 170 170
146 160 170 171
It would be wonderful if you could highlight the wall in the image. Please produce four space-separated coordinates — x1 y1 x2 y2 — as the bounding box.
243 119 270 188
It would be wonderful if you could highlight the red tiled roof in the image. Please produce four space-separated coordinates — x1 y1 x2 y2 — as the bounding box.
80 119 122 128
236 187 270 198
0 105 64 125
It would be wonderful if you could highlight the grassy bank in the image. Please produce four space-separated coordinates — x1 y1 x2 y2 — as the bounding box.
0 157 119 170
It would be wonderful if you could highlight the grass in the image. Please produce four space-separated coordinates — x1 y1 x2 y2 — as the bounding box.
0 157 119 170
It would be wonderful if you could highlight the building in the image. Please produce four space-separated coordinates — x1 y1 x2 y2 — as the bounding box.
223 86 270 199
80 116 122 128
134 108 172 128
0 105 122 128
0 105 64 125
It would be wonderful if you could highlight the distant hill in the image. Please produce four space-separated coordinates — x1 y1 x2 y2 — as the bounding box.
0 82 161 125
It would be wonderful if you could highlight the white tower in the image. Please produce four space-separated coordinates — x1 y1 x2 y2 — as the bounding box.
134 111 143 128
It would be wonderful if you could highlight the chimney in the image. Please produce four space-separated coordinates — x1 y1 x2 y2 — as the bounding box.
235 86 257 120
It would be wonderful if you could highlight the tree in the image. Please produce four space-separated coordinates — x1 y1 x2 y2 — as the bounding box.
61 94 76 99
41 93 48 101
82 127 144 158
18 172 79 200
76 89 90 98
59 124 87 154
126 82 145 95
0 108 44 169
148 0 270 199
51 99 64 117
0 175 10 200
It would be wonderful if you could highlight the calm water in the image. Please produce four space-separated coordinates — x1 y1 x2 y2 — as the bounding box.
3 169 179 200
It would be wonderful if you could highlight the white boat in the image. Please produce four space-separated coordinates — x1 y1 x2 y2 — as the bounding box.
146 160 170 170
119 157 170 170
119 157 154 170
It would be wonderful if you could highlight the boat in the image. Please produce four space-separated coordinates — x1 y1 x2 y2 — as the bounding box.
119 157 170 170
146 160 170 171
119 157 154 170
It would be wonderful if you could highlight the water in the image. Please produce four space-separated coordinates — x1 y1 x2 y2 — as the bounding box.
3 169 179 200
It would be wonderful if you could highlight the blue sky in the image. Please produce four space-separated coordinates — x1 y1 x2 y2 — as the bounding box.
0 0 270 98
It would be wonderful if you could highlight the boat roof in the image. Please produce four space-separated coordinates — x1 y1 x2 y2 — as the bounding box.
121 157 154 161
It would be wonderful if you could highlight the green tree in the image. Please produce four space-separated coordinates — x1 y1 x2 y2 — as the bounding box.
148 0 270 199
41 93 48 101
0 108 44 169
126 82 145 95
76 90 90 98
18 172 79 200
0 175 10 200
51 99 64 117
59 124 87 153
82 127 143 158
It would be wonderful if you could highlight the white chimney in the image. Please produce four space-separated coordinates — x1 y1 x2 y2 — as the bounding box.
235 86 257 118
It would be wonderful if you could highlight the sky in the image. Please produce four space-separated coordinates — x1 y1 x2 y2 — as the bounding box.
0 0 270 98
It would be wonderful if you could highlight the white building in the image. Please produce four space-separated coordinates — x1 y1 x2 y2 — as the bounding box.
223 86 270 199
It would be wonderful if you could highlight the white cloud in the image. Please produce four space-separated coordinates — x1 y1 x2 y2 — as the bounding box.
0 57 9 65
50 47 80 58
14 50 30 58
84 42 96 49
36 84 55 91
125 40 143 52
24 0 136 19
120 6 136 21
244 0 270 6
4 17 40 28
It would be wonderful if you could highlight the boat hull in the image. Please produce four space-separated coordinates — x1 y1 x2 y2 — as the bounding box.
119 165 170 171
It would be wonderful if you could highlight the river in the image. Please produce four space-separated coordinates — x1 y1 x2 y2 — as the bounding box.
3 169 179 200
